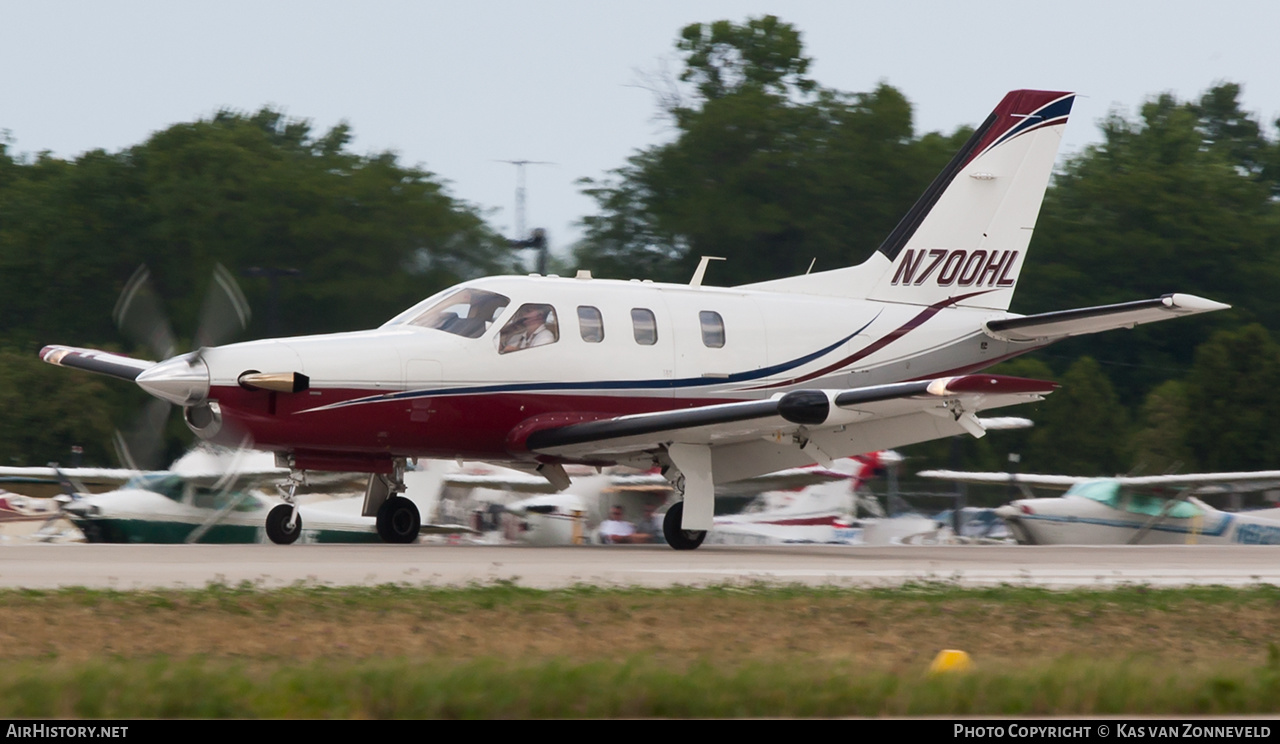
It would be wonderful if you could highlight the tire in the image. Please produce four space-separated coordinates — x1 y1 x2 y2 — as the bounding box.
266 504 302 545
662 501 707 551
377 496 421 544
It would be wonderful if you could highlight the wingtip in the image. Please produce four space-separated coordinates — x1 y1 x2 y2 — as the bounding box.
1166 293 1231 313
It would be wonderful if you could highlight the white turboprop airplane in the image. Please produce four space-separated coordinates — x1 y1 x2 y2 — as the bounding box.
918 470 1280 545
40 89 1230 550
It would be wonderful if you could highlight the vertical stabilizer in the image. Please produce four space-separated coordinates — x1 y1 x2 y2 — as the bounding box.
741 90 1074 311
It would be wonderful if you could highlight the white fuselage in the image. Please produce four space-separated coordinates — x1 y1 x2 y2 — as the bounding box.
189 275 1037 470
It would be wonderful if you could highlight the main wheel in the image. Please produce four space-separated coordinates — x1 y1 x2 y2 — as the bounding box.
377 496 421 544
266 504 302 545
662 501 707 551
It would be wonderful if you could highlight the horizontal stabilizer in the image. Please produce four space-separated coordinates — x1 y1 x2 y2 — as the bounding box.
39 345 155 382
984 293 1229 342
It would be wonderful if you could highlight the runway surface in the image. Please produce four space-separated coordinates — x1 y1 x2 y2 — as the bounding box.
3 543 1280 590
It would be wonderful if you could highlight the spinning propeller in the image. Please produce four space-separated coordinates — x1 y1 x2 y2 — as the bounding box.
110 264 251 470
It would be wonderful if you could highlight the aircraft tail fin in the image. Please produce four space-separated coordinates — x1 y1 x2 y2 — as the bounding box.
740 90 1074 311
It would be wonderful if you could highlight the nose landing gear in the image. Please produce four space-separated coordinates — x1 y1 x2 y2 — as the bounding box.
266 475 304 545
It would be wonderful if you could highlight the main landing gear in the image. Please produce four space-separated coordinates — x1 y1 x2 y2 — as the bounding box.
662 501 707 551
365 461 421 544
377 496 421 544
660 443 714 551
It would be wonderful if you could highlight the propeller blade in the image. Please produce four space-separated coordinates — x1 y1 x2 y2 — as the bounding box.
112 396 172 471
193 263 252 351
185 439 258 544
113 265 177 361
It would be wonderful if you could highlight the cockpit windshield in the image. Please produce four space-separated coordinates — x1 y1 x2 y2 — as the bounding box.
384 288 510 339
1067 479 1203 519
123 474 186 502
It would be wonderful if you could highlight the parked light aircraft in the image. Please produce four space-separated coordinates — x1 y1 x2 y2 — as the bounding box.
0 450 465 544
40 90 1230 550
918 470 1280 545
458 461 860 546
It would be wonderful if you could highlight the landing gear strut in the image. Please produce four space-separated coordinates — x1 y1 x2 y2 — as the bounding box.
267 474 304 545
662 501 707 551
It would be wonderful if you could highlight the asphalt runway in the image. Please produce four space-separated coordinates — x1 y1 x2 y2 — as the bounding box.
3 542 1280 590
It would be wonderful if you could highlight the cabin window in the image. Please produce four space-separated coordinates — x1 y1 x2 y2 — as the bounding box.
631 308 658 345
398 288 510 339
699 311 725 348
497 303 559 353
578 306 604 343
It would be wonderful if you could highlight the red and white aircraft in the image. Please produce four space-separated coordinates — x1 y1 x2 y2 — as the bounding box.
40 90 1228 550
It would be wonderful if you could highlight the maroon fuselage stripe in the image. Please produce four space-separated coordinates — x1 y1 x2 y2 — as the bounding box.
210 385 738 463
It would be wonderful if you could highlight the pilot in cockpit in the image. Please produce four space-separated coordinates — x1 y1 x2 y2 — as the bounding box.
499 304 558 353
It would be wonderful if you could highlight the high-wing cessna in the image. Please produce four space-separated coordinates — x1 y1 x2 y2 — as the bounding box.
40 89 1229 550
0 450 471 544
918 470 1280 545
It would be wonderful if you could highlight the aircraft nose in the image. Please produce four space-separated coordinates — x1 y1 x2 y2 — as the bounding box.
136 354 210 405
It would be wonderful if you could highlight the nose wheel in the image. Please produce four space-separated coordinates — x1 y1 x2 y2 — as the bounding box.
662 501 707 551
266 474 304 545
266 504 302 545
377 496 421 543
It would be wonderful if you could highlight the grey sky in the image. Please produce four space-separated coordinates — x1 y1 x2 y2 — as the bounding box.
4 1 1278 269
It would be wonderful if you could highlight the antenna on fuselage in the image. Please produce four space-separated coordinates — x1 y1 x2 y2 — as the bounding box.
689 256 725 287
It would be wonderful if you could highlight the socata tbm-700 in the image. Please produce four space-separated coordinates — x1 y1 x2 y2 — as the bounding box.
42 90 1228 548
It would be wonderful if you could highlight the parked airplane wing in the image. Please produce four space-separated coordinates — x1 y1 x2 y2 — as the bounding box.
917 470 1084 490
0 466 143 484
919 469 1280 490
983 293 1229 342
524 375 1056 479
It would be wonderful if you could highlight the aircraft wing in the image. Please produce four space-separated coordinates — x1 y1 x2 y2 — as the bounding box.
918 469 1280 490
916 470 1084 490
0 466 146 487
523 374 1056 482
39 345 155 382
984 294 1229 342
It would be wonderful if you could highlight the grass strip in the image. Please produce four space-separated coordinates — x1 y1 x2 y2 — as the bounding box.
2 656 1280 718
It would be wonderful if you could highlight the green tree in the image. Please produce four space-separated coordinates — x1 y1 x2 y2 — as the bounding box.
1022 357 1130 475
576 16 968 286
0 109 517 354
1018 84 1280 400
1184 324 1280 471
0 349 119 466
1128 380 1192 475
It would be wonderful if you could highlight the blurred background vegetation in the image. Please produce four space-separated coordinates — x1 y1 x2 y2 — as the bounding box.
3 16 1278 487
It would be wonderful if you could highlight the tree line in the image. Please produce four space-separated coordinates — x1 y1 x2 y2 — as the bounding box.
3 15 1280 482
